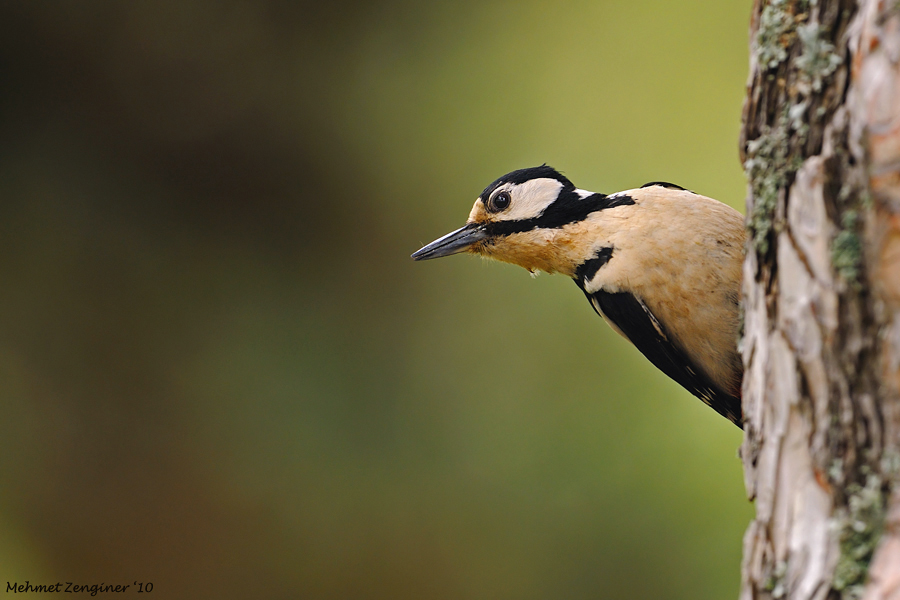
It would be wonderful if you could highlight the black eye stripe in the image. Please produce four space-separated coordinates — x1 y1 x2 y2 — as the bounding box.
484 190 635 237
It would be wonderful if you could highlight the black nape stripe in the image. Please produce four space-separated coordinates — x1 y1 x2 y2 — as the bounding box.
484 190 635 237
640 181 693 192
574 247 614 289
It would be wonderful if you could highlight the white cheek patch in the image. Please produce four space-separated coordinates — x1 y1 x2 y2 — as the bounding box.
496 178 564 222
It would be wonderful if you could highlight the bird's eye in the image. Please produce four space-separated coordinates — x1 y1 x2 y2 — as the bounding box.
490 191 511 212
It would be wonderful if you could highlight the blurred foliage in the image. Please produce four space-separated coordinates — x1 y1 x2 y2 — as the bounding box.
0 1 752 599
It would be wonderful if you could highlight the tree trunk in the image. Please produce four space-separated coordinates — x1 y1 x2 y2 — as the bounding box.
740 0 900 599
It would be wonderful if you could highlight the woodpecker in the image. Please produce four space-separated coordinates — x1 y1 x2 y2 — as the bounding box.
411 165 744 428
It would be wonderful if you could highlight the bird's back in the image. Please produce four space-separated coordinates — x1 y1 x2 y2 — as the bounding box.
583 186 744 406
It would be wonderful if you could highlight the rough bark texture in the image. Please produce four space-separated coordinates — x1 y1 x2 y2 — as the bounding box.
740 0 900 599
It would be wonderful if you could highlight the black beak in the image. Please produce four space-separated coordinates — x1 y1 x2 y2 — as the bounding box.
411 223 488 261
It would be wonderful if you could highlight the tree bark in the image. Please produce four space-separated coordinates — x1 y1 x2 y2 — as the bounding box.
740 0 900 599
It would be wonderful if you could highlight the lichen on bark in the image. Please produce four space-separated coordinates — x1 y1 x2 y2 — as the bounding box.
832 471 886 599
739 1 900 599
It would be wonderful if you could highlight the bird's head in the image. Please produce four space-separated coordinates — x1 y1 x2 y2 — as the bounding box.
412 165 621 275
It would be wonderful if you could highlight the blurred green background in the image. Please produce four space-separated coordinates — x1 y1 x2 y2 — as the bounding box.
0 2 753 598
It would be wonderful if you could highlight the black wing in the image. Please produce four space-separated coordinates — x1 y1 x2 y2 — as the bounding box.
584 288 742 428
